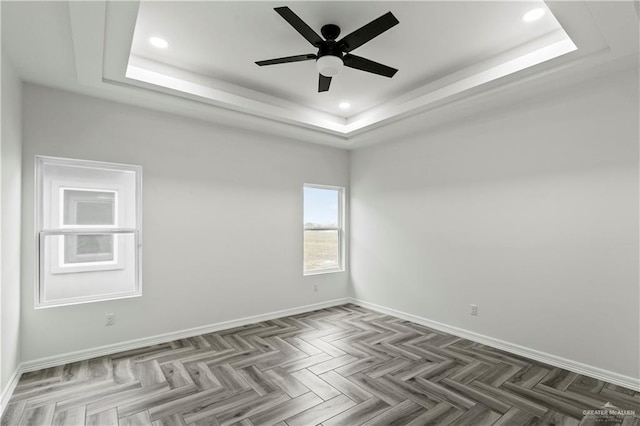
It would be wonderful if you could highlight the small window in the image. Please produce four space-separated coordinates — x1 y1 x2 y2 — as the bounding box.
36 156 142 307
303 184 344 275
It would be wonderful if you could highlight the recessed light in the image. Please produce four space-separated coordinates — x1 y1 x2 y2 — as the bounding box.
149 37 168 49
522 8 545 22
339 102 351 110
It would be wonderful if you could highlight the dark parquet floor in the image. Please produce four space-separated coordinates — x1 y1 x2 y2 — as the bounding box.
2 304 639 425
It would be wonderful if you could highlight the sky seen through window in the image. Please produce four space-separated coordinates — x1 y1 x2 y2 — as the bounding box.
304 187 339 227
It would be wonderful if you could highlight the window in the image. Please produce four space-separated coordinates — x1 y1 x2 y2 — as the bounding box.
36 156 142 307
303 184 344 274
50 188 123 274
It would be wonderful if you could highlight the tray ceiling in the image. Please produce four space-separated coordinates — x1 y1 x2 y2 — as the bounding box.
123 1 576 134
129 1 564 116
2 1 638 146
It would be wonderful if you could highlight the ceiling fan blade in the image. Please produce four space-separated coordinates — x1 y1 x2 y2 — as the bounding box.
319 75 331 92
275 7 324 47
256 54 317 66
343 54 397 77
338 12 399 53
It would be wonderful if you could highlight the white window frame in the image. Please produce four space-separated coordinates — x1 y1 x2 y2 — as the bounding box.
303 183 345 276
35 156 142 308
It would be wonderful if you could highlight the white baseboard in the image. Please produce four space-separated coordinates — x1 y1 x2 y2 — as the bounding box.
350 298 640 392
0 366 23 418
20 298 351 374
4 295 638 419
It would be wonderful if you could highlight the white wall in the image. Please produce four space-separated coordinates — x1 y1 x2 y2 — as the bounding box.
21 84 350 362
14 61 640 384
350 67 639 379
1 53 23 388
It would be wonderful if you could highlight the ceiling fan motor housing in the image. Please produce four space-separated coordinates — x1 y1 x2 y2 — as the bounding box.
320 24 341 41
316 25 344 78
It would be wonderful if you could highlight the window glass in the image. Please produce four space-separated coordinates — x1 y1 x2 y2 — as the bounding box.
63 189 115 226
304 229 340 272
64 234 115 264
304 187 339 228
303 185 344 274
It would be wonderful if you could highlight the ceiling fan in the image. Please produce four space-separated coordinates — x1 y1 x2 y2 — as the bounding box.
256 7 399 92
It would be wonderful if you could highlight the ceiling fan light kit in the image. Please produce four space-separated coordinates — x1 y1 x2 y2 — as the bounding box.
256 6 399 93
316 55 343 77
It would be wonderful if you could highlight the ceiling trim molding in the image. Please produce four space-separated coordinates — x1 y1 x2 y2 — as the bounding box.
68 1 106 85
346 50 638 149
125 56 347 134
62 0 638 147
343 34 577 134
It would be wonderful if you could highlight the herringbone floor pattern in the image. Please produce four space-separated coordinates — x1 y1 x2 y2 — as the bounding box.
2 304 639 425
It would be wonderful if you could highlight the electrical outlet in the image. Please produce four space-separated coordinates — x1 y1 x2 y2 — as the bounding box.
470 304 478 316
314 284 318 292
105 313 115 326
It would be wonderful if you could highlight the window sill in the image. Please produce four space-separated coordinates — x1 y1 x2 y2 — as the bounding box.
304 268 345 276
35 291 141 309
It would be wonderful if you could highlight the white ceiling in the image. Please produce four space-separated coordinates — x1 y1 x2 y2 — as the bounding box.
130 1 562 116
2 1 639 147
